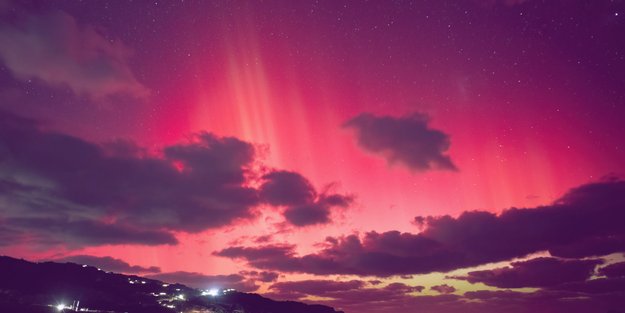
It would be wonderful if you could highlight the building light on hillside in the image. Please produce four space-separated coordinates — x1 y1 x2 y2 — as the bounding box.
201 288 220 296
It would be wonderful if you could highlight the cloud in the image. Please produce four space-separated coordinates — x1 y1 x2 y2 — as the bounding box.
53 255 160 274
283 194 352 227
269 280 366 297
259 171 353 226
549 277 625 295
599 262 625 278
239 270 280 282
547 236 625 259
5 217 178 246
266 280 423 304
463 288 625 313
215 244 296 267
0 10 149 100
0 109 259 247
430 284 456 294
259 171 317 206
343 113 457 172
146 271 259 292
215 179 625 276
452 257 602 288
266 280 624 313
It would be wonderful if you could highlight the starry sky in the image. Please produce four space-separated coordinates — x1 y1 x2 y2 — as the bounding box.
1 0 625 312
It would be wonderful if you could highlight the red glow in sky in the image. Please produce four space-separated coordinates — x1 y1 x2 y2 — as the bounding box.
1 1 625 312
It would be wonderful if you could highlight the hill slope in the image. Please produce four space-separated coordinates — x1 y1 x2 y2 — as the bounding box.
0 256 343 313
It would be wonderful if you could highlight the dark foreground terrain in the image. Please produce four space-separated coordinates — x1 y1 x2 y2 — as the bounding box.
0 256 343 313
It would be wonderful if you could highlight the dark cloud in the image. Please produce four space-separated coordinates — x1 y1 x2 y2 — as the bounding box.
266 280 423 304
430 284 456 294
462 288 625 313
259 171 353 226
0 224 21 246
216 244 295 262
453 257 602 288
282 194 351 227
547 236 625 259
259 171 316 206
343 113 457 172
6 217 178 246
146 271 258 292
216 179 625 276
0 109 259 246
549 277 625 295
599 262 625 278
239 270 280 282
53 255 160 274
269 280 366 297
0 9 149 100
265 282 625 313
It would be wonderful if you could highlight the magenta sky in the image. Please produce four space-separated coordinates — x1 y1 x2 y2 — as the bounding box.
1 1 625 312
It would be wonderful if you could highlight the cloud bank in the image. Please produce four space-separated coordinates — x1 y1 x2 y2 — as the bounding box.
0 10 149 100
216 179 625 276
452 257 602 288
0 110 353 247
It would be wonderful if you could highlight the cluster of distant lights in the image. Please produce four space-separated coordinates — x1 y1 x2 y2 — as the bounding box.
54 275 236 312
54 302 88 312
201 288 220 297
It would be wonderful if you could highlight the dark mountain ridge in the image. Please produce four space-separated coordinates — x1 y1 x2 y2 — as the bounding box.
0 255 343 313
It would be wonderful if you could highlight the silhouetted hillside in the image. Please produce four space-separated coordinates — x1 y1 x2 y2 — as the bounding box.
0 256 343 313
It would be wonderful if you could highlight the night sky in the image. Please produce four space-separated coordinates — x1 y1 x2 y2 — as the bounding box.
1 0 625 312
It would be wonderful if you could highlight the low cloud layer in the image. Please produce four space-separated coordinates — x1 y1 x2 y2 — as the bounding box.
0 10 149 100
216 179 625 276
0 110 253 247
266 279 424 304
239 270 280 282
343 113 457 172
53 255 161 274
452 257 602 288
264 278 625 313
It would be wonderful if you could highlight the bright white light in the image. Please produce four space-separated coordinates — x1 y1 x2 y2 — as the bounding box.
55 304 66 311
176 294 185 300
207 288 219 296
